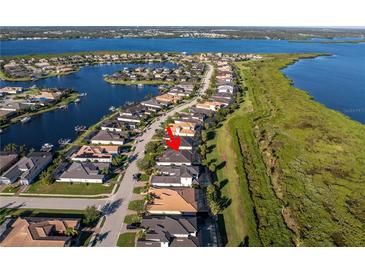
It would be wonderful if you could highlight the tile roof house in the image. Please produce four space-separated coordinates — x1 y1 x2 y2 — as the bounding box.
151 165 200 187
156 150 194 166
57 162 110 183
195 101 225 112
70 145 119 163
140 98 162 110
163 135 194 150
0 152 18 174
217 84 235 94
101 120 126 132
146 187 206 215
91 130 125 145
0 217 81 247
168 121 197 137
0 152 52 185
155 93 181 105
136 216 199 247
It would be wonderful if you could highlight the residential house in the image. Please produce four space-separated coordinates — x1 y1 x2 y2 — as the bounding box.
101 120 125 132
155 93 181 105
163 135 194 150
0 152 18 174
0 217 81 247
168 121 197 137
70 145 119 163
0 86 23 95
57 162 110 183
156 150 193 166
146 187 205 215
217 84 235 94
152 165 200 187
0 152 52 185
91 130 125 145
195 101 224 112
140 98 162 111
136 216 199 247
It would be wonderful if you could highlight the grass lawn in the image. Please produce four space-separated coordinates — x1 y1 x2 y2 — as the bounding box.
117 232 136 247
124 214 141 224
138 173 150 181
1 185 21 194
128 200 145 213
26 182 115 196
133 186 144 194
209 54 365 247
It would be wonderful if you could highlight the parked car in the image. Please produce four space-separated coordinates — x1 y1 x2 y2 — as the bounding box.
126 222 141 230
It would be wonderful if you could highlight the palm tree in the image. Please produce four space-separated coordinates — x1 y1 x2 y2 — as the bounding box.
65 227 78 237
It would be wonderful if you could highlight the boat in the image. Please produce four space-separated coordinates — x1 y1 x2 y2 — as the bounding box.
58 138 71 146
58 105 68 110
41 143 54 152
75 98 81 103
80 92 87 97
109 106 116 111
74 125 87 132
137 83 144 88
20 117 31 123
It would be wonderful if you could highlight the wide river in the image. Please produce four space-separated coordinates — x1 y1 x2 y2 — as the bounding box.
0 38 364 149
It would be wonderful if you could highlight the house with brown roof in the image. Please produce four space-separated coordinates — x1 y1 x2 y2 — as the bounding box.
156 150 194 166
0 217 80 247
195 101 224 111
168 121 197 137
0 152 18 174
70 145 119 163
155 93 181 105
146 187 206 215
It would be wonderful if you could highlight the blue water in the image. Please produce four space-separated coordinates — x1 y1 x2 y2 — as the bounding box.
0 38 364 149
0 63 176 149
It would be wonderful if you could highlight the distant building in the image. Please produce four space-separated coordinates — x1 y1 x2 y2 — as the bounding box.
57 162 110 183
91 130 125 145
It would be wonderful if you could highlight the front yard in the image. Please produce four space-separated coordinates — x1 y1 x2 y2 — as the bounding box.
117 232 136 247
26 182 116 196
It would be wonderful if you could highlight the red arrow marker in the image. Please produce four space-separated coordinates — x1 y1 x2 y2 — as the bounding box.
166 127 180 151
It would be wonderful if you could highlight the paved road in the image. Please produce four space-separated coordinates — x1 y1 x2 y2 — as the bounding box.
0 64 213 247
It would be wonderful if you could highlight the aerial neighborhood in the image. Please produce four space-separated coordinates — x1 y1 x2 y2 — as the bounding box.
0 52 260 247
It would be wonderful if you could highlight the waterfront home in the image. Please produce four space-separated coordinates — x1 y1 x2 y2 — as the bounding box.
140 98 162 111
0 86 23 95
0 152 19 174
91 130 125 145
0 109 17 120
0 152 52 185
152 165 200 187
195 101 224 112
70 145 119 163
56 162 110 183
156 150 193 166
155 93 181 105
0 101 32 112
31 90 63 102
100 120 126 132
0 217 81 247
136 216 199 247
146 187 203 215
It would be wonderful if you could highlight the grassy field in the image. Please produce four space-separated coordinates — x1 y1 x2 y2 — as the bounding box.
124 214 141 224
117 232 136 247
26 182 115 195
208 54 365 246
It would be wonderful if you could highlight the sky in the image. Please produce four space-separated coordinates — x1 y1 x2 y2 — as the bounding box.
1 0 365 26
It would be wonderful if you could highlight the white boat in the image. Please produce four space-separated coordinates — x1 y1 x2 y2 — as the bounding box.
137 84 144 88
109 106 116 111
75 98 81 103
41 143 54 152
20 117 31 123
80 92 87 97
58 138 71 145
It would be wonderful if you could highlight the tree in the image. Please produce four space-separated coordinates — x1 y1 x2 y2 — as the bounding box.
201 131 207 143
209 163 217 173
65 227 78 237
4 143 17 152
200 144 206 157
84 205 100 226
100 167 110 175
